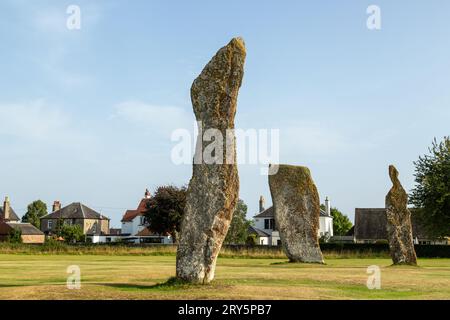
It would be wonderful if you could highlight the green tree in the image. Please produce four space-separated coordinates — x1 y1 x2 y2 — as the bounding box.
321 205 353 236
22 200 48 229
410 137 450 237
225 199 251 244
144 185 187 243
7 228 22 243
60 224 84 243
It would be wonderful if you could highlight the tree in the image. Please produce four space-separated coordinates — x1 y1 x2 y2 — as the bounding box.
321 204 353 236
410 137 450 237
60 224 84 243
22 200 48 229
144 185 187 243
224 199 251 244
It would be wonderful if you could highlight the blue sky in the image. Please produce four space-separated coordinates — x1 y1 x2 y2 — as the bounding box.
1 1 449 227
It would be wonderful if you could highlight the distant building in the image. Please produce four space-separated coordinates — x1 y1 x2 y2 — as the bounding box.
352 208 448 245
120 189 172 244
0 196 20 223
249 196 334 246
121 189 151 237
0 196 45 244
40 201 110 236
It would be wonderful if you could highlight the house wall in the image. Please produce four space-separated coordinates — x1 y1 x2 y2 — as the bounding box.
121 221 133 234
270 231 281 246
41 218 109 235
21 234 45 244
257 236 269 245
319 216 334 237
255 216 334 245
254 218 274 234
83 219 109 235
41 218 57 233
121 216 145 236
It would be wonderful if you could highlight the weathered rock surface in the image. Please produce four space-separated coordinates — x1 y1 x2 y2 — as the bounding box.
268 164 324 263
385 165 417 265
176 38 246 283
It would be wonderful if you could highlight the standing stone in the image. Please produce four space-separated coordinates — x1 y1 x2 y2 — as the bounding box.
268 164 324 263
176 38 246 284
385 165 417 265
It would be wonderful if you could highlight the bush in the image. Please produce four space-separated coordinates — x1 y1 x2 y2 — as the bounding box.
60 225 85 243
245 234 257 246
7 229 22 244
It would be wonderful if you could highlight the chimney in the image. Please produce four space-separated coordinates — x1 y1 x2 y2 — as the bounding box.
259 196 265 212
325 196 331 216
52 201 61 212
3 196 10 221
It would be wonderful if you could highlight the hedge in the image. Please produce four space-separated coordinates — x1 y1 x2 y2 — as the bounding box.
224 243 450 258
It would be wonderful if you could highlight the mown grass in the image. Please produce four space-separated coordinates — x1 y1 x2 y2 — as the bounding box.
0 254 449 300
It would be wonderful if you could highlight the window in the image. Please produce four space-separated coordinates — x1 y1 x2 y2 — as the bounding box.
264 219 275 230
140 216 145 225
92 224 97 234
48 220 53 229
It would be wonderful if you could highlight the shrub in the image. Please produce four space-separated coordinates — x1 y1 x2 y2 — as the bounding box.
7 229 22 244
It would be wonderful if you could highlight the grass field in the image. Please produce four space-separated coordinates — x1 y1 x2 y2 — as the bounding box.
0 255 449 300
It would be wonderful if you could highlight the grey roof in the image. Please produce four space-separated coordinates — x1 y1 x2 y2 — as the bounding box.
319 209 331 217
0 207 20 222
6 222 44 235
254 207 274 218
41 202 109 220
248 225 271 237
254 206 331 218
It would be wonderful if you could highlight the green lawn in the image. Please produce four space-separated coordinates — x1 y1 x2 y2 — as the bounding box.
0 255 449 300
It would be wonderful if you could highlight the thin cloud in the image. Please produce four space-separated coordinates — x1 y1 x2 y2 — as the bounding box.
282 122 349 156
0 100 93 146
111 101 193 136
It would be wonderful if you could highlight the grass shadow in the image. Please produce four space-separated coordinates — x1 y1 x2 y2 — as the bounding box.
386 263 421 268
100 277 209 291
270 260 327 266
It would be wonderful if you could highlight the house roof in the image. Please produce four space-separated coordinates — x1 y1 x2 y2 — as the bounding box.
0 207 20 222
354 208 436 240
248 225 271 237
254 206 331 218
5 222 44 235
254 207 274 218
121 198 149 222
41 202 109 220
354 208 387 240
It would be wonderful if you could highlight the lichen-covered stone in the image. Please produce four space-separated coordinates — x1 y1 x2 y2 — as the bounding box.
268 164 324 263
385 165 417 265
176 38 246 284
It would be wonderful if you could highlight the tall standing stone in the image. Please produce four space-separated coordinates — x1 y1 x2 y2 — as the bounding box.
176 38 246 284
385 165 417 265
268 164 324 263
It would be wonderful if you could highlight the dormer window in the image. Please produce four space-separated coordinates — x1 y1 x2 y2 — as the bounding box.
264 219 275 230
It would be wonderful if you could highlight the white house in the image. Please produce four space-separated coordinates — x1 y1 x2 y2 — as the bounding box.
120 189 172 244
249 196 334 245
